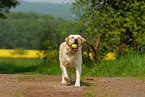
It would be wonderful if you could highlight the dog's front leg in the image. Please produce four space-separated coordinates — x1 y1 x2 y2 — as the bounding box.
60 63 70 84
75 66 82 87
61 72 67 84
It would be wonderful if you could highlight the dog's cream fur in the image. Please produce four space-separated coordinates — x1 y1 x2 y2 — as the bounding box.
59 35 86 87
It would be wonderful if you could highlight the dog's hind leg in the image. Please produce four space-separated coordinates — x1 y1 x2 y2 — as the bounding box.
69 67 73 81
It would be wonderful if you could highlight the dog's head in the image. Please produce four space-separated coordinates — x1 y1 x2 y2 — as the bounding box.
65 35 86 52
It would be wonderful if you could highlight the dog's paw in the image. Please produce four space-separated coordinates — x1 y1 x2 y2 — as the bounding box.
61 80 67 84
64 76 70 82
74 83 80 87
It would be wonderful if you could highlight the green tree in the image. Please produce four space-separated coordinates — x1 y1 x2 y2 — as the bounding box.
71 0 145 61
0 0 19 18
0 12 71 49
39 24 62 64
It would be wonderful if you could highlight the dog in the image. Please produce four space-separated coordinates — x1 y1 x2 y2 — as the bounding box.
59 35 86 87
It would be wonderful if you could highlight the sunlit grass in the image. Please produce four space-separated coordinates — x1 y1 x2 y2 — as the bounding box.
86 54 145 78
0 49 144 78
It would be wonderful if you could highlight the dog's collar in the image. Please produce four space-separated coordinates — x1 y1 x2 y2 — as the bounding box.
66 42 72 48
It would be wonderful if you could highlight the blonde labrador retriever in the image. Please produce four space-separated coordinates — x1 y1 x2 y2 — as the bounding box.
59 35 86 87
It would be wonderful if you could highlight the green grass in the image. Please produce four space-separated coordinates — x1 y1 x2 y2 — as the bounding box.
0 54 145 78
0 58 41 74
34 61 61 75
0 58 61 75
86 54 145 78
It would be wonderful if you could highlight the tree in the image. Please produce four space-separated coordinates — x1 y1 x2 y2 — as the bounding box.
71 0 145 61
0 0 19 18
39 24 62 64
0 12 71 49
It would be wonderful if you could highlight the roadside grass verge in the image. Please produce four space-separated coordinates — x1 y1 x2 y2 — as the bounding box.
85 54 145 78
0 58 40 74
0 54 144 78
0 58 61 75
34 62 61 75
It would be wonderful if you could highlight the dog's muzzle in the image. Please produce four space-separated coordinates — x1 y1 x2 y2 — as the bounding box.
71 40 78 52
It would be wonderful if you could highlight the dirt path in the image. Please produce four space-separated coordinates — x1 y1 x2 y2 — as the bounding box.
0 74 145 97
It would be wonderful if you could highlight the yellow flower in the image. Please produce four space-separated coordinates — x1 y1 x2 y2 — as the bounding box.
104 52 116 60
0 49 42 58
83 51 87 55
89 52 93 60
82 64 85 69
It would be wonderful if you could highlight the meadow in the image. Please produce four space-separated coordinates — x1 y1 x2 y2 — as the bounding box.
0 49 144 78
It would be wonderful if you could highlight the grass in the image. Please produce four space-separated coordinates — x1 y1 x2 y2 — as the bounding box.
86 54 145 78
0 58 61 75
0 58 41 74
34 61 61 75
0 54 145 79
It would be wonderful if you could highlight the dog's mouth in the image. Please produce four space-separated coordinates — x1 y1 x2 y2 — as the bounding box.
71 42 78 52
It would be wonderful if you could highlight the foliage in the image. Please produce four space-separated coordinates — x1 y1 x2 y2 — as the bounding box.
38 24 62 63
104 52 116 60
71 0 145 61
38 20 79 64
0 0 19 18
0 12 72 49
39 24 61 50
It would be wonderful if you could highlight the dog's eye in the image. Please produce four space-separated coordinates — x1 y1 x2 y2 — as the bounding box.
71 37 74 39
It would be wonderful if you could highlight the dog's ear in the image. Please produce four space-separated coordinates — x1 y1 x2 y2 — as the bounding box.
65 35 70 46
81 37 86 45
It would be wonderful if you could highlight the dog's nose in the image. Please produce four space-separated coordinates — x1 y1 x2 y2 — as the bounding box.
75 39 78 42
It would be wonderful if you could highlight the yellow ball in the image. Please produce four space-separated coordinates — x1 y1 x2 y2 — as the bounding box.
72 44 78 48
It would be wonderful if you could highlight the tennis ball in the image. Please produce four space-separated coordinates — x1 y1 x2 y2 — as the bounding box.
71 44 78 48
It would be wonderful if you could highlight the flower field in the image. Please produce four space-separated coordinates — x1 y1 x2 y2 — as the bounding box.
0 49 41 58
0 49 116 60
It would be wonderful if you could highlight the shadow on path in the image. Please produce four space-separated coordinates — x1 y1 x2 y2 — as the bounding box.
67 80 91 86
